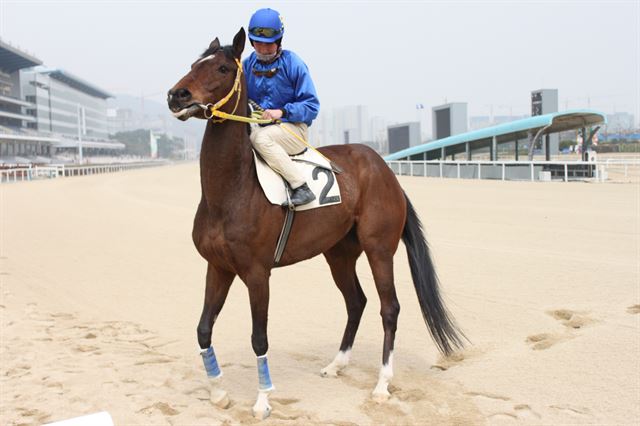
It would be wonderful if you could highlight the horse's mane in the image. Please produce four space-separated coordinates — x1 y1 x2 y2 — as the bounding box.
201 44 236 61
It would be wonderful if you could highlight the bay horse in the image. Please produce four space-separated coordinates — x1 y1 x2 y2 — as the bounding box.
167 28 465 419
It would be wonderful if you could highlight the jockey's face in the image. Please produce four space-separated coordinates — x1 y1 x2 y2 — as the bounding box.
253 41 278 56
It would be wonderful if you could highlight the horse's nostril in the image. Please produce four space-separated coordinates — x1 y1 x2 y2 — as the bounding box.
175 88 192 101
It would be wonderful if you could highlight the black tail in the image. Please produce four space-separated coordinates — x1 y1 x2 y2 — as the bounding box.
402 193 466 356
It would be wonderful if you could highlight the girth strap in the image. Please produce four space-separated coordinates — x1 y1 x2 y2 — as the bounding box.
274 195 295 266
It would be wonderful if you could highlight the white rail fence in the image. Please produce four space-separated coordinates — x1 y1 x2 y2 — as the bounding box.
0 161 170 183
386 159 640 182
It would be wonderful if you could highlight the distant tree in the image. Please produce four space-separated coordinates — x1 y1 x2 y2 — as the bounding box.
594 144 619 153
110 129 151 157
110 130 184 158
157 134 184 159
619 142 640 153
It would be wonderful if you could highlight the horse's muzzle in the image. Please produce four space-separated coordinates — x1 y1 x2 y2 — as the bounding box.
167 88 201 121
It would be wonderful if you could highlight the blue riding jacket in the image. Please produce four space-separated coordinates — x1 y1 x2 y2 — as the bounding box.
243 50 320 126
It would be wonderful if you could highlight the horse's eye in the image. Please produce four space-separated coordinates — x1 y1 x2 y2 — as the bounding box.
218 65 229 74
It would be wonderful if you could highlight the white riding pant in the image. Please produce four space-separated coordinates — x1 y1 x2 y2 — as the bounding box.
250 122 308 189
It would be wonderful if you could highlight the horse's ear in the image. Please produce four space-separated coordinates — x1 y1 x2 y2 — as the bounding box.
232 27 246 59
209 38 220 50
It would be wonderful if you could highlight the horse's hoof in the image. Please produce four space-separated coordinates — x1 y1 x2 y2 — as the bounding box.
210 389 230 409
320 366 339 378
371 389 390 403
252 405 272 420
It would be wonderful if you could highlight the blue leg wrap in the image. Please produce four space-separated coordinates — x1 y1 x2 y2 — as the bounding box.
201 346 222 378
257 355 274 391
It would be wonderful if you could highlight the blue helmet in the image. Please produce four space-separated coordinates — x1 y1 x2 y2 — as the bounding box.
248 8 284 43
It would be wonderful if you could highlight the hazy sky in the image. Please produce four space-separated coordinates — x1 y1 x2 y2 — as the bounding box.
1 0 638 125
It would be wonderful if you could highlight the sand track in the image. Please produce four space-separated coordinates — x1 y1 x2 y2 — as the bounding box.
1 163 638 424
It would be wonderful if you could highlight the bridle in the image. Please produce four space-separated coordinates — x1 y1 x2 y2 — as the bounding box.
199 58 272 125
199 58 243 123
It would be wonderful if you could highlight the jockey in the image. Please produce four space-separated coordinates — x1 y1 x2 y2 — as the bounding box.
244 8 320 207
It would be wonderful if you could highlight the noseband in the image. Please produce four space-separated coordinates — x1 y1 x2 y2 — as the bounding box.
200 58 244 123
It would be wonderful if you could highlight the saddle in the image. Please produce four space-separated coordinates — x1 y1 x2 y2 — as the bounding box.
252 148 342 212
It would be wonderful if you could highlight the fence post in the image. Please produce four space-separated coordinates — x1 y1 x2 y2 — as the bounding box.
530 163 534 181
439 161 443 178
501 163 505 180
457 162 460 179
478 162 481 180
564 163 568 182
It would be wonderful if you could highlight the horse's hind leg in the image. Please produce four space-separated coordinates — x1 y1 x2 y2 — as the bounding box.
356 182 404 401
366 250 400 402
197 264 235 408
321 232 366 377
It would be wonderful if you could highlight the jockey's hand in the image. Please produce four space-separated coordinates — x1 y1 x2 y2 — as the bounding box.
261 109 283 121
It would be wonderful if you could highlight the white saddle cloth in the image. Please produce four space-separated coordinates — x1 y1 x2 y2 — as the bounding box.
253 149 342 211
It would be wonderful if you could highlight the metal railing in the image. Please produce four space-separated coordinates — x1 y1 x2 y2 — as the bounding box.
386 159 640 183
0 161 170 183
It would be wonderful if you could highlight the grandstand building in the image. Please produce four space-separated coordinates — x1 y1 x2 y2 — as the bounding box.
0 38 123 165
0 39 58 163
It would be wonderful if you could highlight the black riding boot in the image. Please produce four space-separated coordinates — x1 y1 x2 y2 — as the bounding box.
287 183 316 206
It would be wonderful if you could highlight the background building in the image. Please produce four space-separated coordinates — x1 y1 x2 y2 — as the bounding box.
0 39 61 163
331 105 369 145
432 102 468 140
606 112 635 133
531 89 559 155
0 38 125 163
388 122 421 154
21 68 111 139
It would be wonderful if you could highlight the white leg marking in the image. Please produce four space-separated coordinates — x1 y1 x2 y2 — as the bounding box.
208 377 230 408
252 390 272 420
372 352 394 402
321 349 351 377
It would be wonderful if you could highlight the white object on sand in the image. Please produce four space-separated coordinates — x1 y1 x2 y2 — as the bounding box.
44 411 114 426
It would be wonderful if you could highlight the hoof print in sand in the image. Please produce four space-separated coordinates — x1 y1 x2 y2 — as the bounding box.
432 352 465 371
549 404 592 417
138 401 180 416
432 347 481 370
626 304 640 314
526 333 570 350
468 392 540 421
548 309 594 329
527 309 594 350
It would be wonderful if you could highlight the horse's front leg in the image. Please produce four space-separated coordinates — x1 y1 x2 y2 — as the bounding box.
246 270 274 420
197 264 235 408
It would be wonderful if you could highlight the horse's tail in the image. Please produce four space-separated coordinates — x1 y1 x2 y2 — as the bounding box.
402 193 466 356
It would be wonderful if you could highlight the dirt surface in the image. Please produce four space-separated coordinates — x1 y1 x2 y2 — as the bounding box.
2 163 638 425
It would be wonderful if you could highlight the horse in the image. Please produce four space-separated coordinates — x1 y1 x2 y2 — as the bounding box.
167 28 465 419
